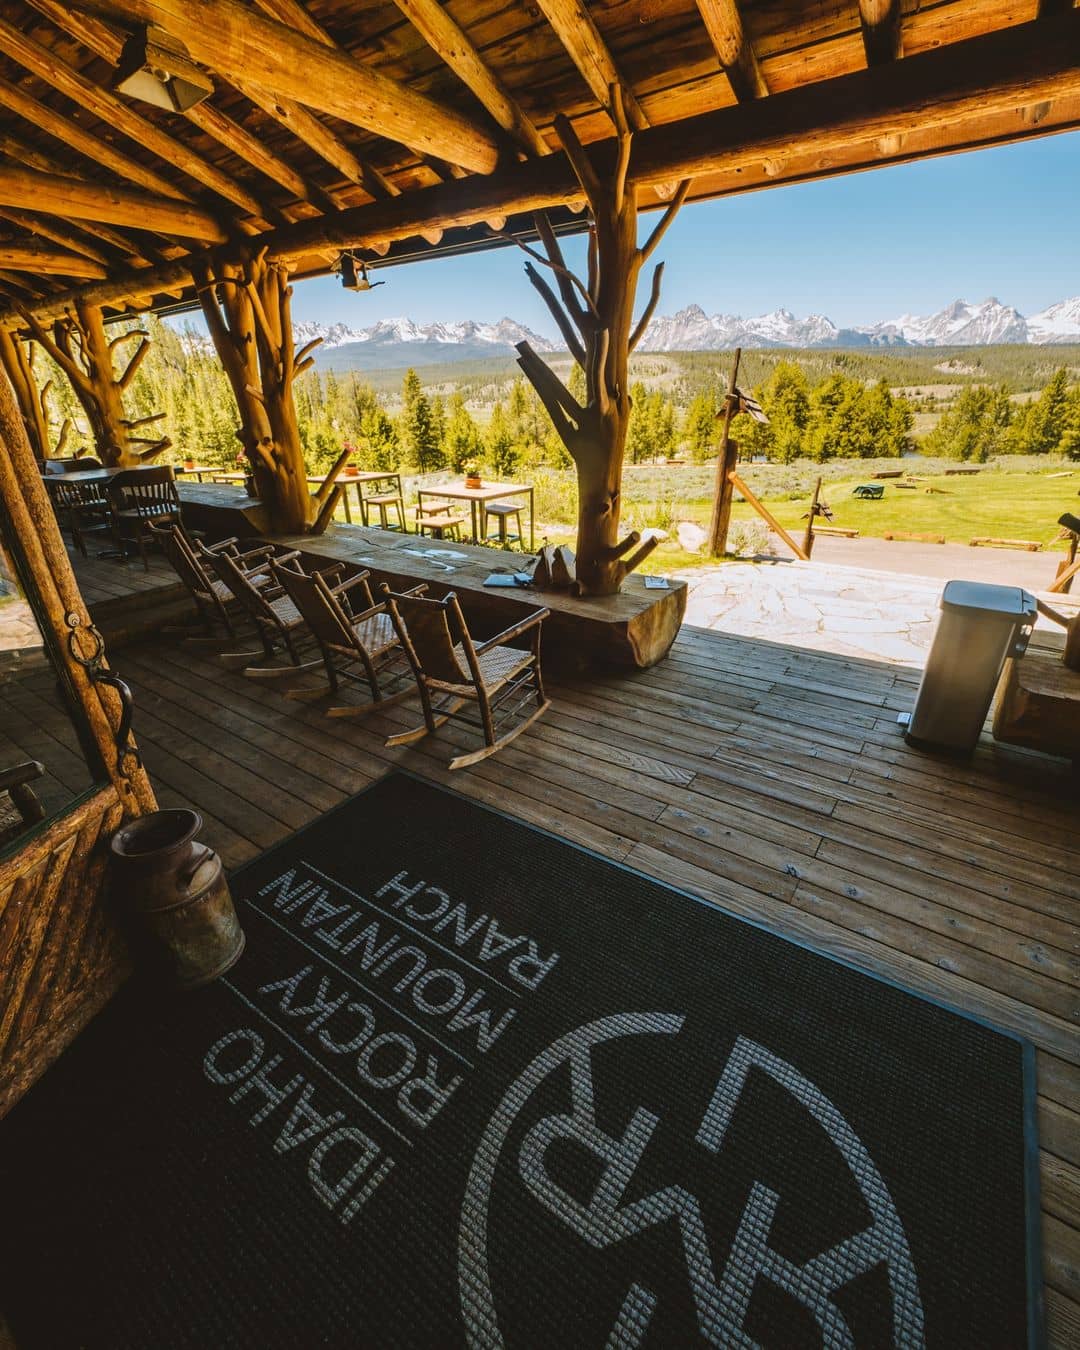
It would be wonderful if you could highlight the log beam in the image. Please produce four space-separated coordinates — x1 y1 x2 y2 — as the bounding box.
0 72 188 203
233 78 396 202
26 0 326 212
858 0 903 66
389 0 549 157
695 0 768 101
0 210 112 267
9 11 1080 325
79 0 501 174
0 15 266 221
531 0 648 130
0 166 229 243
0 245 107 279
245 0 410 199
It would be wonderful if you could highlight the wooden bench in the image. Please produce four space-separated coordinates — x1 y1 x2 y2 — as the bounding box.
993 642 1080 763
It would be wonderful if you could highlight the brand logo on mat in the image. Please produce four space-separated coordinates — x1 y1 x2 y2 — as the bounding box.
458 1014 924 1348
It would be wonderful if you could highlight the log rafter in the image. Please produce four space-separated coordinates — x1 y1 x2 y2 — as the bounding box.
244 0 417 205
0 243 106 279
0 165 229 243
858 0 903 66
0 14 266 223
388 0 549 158
530 0 648 131
694 0 768 101
25 0 329 214
81 0 501 174
0 69 188 202
0 209 113 267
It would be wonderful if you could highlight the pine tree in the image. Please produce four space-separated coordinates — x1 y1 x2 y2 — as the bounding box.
486 402 516 477
445 392 482 472
399 367 441 471
924 384 1012 462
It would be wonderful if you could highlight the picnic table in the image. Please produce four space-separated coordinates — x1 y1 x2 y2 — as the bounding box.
416 480 534 549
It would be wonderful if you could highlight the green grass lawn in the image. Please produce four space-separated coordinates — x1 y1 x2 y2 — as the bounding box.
534 458 1080 573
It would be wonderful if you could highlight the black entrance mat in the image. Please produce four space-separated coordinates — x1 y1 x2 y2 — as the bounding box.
0 772 1040 1348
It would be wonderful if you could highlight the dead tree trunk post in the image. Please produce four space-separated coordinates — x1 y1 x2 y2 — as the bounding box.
0 328 71 462
707 346 742 557
196 248 347 535
14 300 168 466
511 87 689 596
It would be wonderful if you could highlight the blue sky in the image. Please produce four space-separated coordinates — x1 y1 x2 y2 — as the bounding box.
218 131 1080 338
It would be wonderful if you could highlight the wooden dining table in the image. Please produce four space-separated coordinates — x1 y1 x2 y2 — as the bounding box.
415 480 534 549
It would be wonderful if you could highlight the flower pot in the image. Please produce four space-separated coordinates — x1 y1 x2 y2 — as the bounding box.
465 476 482 489
345 465 359 477
182 459 195 471
110 809 245 989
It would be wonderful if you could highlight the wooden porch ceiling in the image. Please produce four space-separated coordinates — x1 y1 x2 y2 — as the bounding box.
0 0 1077 322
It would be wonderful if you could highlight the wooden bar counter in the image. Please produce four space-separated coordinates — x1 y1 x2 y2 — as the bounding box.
178 483 686 672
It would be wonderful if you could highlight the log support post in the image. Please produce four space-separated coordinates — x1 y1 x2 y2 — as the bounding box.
14 300 168 466
195 248 346 534
0 328 70 462
513 87 689 596
707 347 741 557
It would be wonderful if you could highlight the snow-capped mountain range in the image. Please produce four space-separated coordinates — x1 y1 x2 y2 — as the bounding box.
281 296 1080 368
637 297 1080 350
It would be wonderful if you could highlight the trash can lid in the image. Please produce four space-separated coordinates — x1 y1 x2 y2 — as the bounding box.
940 580 1037 619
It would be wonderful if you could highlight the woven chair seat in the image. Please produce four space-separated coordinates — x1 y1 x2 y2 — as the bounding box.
353 610 398 656
268 594 303 627
456 642 531 690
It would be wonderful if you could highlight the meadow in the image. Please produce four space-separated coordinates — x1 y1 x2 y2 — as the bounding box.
381 455 1079 574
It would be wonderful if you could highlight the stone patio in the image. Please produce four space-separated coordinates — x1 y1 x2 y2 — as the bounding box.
674 557 1075 666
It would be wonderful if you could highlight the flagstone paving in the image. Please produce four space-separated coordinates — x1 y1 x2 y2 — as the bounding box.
673 559 1072 667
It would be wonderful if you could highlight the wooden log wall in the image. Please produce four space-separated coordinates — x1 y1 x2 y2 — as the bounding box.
0 361 157 1117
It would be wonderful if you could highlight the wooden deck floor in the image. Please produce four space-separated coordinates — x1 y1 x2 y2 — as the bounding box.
4 615 1078 1341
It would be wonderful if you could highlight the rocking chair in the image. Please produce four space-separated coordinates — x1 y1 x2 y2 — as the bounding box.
198 541 321 679
0 760 45 848
270 560 422 716
380 587 550 769
149 523 266 641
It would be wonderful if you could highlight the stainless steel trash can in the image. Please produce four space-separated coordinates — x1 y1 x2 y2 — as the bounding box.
902 581 1037 753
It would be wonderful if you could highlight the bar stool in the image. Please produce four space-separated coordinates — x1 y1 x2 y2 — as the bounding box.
415 504 467 541
363 491 406 531
484 501 523 547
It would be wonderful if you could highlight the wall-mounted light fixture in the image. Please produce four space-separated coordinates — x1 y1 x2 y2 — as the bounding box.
113 25 213 113
339 253 385 292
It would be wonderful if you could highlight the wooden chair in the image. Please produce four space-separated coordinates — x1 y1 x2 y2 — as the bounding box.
148 523 266 640
381 587 551 769
202 541 322 679
0 760 45 848
108 466 182 570
415 503 467 541
270 559 422 716
46 478 112 557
